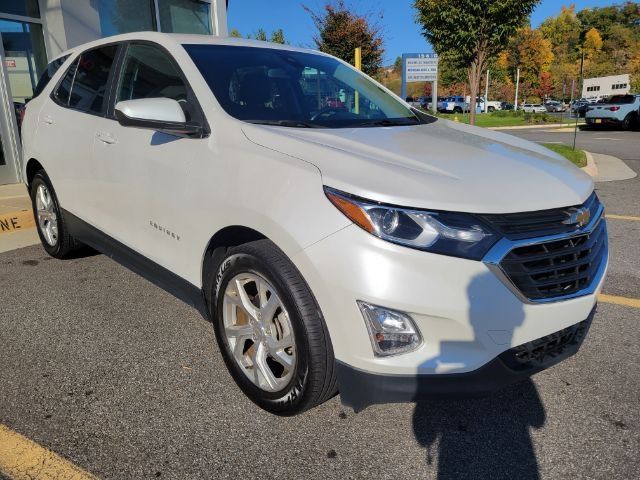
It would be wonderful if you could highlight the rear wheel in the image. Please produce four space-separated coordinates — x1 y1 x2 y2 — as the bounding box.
453 107 462 114
30 171 80 258
488 106 495 113
622 113 634 130
211 239 337 415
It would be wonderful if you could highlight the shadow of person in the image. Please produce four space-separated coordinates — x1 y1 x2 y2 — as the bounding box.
412 272 546 480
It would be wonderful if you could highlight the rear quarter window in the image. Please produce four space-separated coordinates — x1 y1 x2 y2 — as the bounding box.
33 55 70 98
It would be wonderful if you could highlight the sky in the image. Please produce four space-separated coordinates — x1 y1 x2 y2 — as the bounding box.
227 0 617 65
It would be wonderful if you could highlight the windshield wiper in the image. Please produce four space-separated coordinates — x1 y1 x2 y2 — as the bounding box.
246 119 323 128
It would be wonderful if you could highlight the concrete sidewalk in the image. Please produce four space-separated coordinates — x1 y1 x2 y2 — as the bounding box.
0 183 39 254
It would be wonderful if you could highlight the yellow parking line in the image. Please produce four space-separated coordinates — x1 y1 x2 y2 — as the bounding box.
606 214 640 221
0 424 98 480
598 294 640 309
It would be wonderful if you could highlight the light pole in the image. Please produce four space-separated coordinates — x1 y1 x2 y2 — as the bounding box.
573 41 585 151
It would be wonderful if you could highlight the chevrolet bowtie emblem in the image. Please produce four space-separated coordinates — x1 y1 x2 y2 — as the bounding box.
562 207 591 228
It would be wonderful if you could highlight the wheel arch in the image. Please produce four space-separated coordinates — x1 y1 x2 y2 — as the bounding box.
25 158 45 189
201 225 269 315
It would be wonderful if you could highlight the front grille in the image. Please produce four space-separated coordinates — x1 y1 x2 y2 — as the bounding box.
499 218 607 301
480 193 599 239
501 311 594 371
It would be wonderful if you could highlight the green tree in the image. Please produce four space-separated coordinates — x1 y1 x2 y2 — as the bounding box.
229 28 242 38
254 28 268 41
393 56 402 73
414 0 539 124
270 29 287 44
304 1 385 77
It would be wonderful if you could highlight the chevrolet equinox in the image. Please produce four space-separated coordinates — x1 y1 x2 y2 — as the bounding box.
22 33 608 415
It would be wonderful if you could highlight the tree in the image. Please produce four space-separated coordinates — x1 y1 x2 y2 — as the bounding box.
270 29 287 44
414 0 539 124
584 27 603 58
229 28 242 38
254 28 268 41
304 1 385 77
505 27 554 101
393 56 402 73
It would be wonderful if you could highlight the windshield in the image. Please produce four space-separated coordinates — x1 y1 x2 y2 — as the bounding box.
184 44 426 128
608 95 635 104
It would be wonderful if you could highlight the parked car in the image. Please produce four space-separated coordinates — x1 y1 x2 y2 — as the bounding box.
522 103 547 113
476 97 502 112
585 94 640 130
500 102 514 110
22 33 607 415
571 100 590 117
545 101 566 113
437 95 469 113
405 96 422 109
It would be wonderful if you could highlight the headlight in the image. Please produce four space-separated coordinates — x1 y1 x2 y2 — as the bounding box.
325 187 498 260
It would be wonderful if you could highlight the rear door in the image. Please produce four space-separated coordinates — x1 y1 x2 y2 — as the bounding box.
34 44 120 220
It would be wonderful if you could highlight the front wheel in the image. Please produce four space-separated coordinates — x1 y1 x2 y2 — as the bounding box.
488 106 495 113
453 107 462 114
212 239 337 415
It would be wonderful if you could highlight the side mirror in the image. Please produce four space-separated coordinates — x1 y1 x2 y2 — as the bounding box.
114 98 202 137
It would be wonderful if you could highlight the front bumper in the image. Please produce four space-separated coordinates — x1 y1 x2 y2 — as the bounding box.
337 306 595 410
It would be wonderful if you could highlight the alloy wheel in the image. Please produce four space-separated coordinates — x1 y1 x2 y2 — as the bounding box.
222 273 296 392
35 184 58 246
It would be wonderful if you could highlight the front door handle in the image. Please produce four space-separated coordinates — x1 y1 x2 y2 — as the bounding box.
42 115 54 125
96 131 117 145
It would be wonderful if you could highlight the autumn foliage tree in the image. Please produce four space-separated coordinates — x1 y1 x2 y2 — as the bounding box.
414 0 539 124
304 1 384 77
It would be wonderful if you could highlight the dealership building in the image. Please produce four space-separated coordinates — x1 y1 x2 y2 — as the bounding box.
582 73 630 101
0 0 229 185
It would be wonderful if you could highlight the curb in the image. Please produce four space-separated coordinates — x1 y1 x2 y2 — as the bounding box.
0 209 35 235
489 122 584 131
582 151 599 178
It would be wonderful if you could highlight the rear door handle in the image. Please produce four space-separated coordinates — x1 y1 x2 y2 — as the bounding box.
96 131 117 145
42 115 54 125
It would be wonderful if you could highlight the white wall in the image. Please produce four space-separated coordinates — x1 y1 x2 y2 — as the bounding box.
39 0 227 61
582 74 630 99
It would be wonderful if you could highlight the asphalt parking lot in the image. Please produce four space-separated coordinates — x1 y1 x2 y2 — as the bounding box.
1 129 638 480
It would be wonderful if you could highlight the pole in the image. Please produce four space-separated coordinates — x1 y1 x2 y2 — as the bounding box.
354 47 361 115
400 54 407 102
573 49 585 151
514 68 520 110
484 69 489 113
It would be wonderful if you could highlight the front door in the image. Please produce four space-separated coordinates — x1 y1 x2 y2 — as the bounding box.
92 42 210 279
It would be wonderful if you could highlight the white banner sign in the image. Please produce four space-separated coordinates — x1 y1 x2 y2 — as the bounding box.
405 55 438 83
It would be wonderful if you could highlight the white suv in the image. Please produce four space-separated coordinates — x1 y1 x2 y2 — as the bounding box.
22 33 608 414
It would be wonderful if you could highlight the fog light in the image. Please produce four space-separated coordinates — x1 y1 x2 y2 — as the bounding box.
357 301 422 356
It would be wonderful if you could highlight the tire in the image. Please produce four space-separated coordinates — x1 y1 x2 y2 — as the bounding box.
30 171 80 259
453 107 462 114
622 113 633 131
211 239 337 415
488 106 495 113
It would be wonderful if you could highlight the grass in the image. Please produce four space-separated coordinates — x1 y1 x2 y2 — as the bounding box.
541 143 587 168
432 110 567 128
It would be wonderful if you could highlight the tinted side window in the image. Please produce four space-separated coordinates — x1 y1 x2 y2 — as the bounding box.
33 55 70 99
68 45 118 114
54 59 78 106
117 44 188 104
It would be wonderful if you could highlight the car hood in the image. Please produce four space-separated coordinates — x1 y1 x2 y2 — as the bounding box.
241 119 593 214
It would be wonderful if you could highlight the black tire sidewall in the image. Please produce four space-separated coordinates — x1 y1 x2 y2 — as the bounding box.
30 172 64 257
213 250 310 414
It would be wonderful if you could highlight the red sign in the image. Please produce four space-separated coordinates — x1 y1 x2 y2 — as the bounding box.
4 60 16 68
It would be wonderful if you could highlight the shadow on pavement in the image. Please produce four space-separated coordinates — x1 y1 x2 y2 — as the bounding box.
412 380 545 480
411 272 546 479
